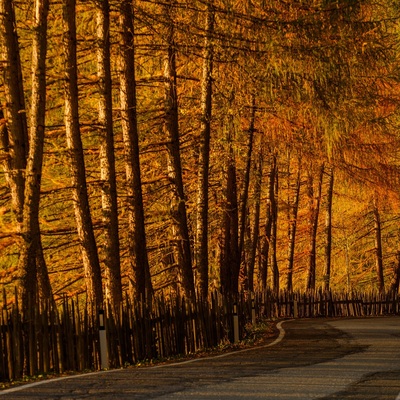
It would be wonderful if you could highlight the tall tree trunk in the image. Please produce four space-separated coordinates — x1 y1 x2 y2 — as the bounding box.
238 96 256 287
18 0 53 306
260 153 276 290
323 166 334 291
389 248 400 294
286 166 301 292
195 0 214 299
373 199 385 293
247 150 263 292
344 232 352 291
118 0 153 303
163 0 195 299
0 0 51 308
35 243 52 302
62 0 103 309
97 0 122 309
306 164 324 291
0 0 27 226
220 132 240 295
271 161 279 293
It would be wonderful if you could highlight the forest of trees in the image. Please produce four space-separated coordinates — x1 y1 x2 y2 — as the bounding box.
1 0 400 312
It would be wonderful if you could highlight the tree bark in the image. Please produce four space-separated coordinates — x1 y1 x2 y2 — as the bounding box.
260 153 277 290
118 0 153 303
163 0 195 299
306 164 324 291
271 160 279 293
220 138 240 296
62 0 103 309
373 199 385 293
286 167 300 292
247 150 263 292
97 0 122 309
238 96 256 287
389 249 400 294
0 0 28 223
17 0 53 306
195 0 214 300
323 166 334 291
0 0 53 308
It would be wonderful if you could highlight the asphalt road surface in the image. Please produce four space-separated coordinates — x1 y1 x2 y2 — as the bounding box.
1 316 400 399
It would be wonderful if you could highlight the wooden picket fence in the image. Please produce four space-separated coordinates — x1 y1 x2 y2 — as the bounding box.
258 290 400 318
0 289 399 382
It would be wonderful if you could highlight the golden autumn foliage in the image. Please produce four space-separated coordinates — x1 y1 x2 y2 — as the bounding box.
0 0 399 304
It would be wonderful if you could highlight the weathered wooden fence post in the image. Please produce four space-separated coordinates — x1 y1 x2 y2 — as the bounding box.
293 299 298 318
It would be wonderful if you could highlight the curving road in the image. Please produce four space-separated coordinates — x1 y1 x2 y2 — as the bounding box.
1 316 400 399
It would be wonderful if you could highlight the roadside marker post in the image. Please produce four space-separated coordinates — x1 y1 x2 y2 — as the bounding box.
251 294 256 325
233 303 239 344
98 309 109 370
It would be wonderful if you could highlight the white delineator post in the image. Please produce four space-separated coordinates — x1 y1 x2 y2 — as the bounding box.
99 309 109 369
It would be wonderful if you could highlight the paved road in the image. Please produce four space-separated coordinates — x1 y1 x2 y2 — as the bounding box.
1 316 400 399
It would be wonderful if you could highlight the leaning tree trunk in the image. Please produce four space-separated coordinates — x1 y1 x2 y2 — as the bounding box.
163 0 195 299
323 166 334 292
62 0 103 309
195 0 214 300
97 0 123 309
373 199 385 293
18 0 53 306
306 164 324 291
118 0 153 303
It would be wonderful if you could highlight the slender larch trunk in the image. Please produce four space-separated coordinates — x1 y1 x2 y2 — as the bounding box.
195 0 214 300
62 0 103 309
118 0 153 303
323 166 334 291
163 0 195 299
306 164 324 291
97 0 122 309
